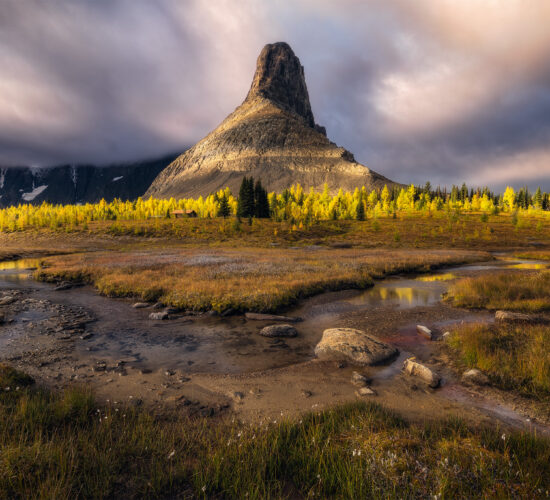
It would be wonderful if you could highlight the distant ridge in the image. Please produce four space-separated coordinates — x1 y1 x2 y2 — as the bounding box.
146 42 399 198
0 154 177 207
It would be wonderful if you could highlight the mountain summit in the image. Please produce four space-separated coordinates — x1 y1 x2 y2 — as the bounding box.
146 42 397 198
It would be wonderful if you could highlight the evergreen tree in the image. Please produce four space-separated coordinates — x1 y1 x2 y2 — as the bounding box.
254 179 270 218
460 183 468 201
534 187 542 208
355 194 365 221
237 176 255 218
217 193 231 218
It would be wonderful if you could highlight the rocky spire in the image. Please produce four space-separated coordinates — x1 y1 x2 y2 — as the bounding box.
245 42 315 128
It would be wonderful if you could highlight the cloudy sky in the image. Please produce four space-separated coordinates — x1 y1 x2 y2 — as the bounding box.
1 0 549 190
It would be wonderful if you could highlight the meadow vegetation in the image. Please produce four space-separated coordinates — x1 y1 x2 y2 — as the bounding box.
448 271 550 312
34 248 487 312
448 323 550 397
446 269 550 402
1 365 549 499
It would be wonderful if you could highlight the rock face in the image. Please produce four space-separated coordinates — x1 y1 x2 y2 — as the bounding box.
314 328 398 365
146 42 398 198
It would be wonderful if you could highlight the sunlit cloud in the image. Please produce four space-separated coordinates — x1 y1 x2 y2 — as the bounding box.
0 0 548 189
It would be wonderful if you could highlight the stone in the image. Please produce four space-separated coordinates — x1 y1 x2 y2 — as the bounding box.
245 312 302 322
132 302 150 309
351 371 369 387
0 295 15 306
442 331 451 340
149 312 169 320
301 390 312 398
259 324 298 337
416 325 433 340
140 368 152 374
54 282 73 291
402 358 441 388
230 391 244 403
314 328 398 365
462 368 490 386
495 310 543 323
355 386 376 396
79 333 93 340
145 42 399 200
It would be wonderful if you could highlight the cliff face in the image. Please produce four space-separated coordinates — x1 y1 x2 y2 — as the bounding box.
146 42 398 198
0 155 176 207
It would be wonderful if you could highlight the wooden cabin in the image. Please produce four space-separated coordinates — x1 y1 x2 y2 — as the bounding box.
171 209 197 218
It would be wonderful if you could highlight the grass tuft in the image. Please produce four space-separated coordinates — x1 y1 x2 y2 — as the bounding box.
448 271 550 312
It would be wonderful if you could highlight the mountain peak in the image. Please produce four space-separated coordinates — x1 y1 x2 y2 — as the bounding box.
245 42 315 128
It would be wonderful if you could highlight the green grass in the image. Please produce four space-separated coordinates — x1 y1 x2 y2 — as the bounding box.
448 323 550 397
0 365 549 499
447 271 550 312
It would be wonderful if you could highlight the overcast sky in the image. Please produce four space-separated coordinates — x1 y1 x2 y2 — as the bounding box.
1 0 549 190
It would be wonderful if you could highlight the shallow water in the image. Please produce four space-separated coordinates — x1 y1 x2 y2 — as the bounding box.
0 254 541 375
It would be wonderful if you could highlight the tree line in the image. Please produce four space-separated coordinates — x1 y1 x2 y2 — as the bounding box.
0 179 548 232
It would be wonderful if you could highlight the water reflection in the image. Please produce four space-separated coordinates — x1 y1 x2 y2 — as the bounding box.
0 259 42 271
348 282 443 308
506 263 548 270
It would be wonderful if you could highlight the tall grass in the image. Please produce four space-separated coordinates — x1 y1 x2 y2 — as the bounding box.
1 365 549 499
448 323 550 397
448 271 550 312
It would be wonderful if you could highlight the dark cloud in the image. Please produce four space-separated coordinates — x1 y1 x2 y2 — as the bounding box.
0 0 549 190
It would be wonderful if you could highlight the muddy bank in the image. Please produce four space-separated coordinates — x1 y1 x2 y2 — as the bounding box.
0 254 549 432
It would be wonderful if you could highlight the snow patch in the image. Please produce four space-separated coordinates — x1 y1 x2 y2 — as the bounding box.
0 168 6 189
21 185 48 201
112 176 124 182
70 165 78 188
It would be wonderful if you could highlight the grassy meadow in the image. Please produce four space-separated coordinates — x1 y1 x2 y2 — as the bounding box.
34 248 488 312
446 268 550 402
1 365 549 499
447 271 550 312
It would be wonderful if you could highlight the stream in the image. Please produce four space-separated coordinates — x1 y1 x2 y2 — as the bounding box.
0 253 548 432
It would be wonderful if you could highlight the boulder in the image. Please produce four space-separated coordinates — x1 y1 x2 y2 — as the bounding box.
495 310 542 323
461 368 490 386
416 325 433 340
132 302 150 309
402 358 441 388
315 328 398 365
245 312 302 322
259 324 298 337
149 312 169 320
0 295 15 306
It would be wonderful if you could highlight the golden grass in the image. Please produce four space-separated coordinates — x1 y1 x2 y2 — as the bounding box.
35 248 488 312
448 271 550 312
448 323 550 396
515 250 550 261
2 211 549 250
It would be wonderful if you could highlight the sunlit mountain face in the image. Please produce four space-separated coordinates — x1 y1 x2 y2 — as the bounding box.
1 1 549 191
